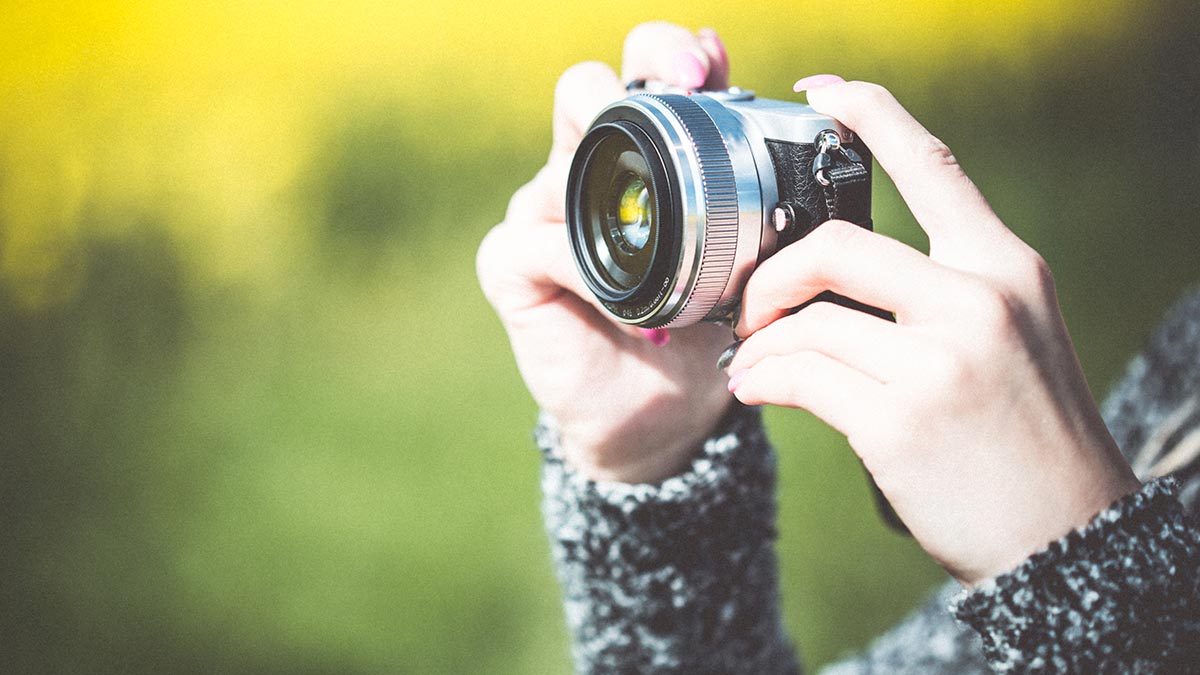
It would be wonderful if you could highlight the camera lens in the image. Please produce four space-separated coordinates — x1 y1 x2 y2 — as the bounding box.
587 147 655 291
570 121 673 300
567 94 755 327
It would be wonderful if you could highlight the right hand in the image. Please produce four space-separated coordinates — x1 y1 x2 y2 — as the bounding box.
724 79 1141 584
477 23 735 484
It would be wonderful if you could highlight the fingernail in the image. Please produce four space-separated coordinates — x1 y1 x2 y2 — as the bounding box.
793 74 845 93
698 28 728 65
674 52 707 89
716 340 744 372
639 327 671 346
727 370 747 393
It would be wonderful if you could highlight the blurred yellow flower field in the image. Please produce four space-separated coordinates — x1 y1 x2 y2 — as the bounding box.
0 0 1137 303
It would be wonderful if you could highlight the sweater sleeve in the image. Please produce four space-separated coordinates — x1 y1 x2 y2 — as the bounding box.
538 404 801 675
539 287 1200 674
950 478 1200 674
538 417 1200 675
822 479 1200 675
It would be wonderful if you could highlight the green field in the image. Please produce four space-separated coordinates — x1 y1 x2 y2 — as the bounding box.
2 1 1198 672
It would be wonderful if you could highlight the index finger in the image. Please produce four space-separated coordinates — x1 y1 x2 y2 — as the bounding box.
736 220 960 338
804 81 1014 263
621 22 729 90
550 61 626 162
523 61 626 223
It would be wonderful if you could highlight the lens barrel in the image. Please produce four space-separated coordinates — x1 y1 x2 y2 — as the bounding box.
567 93 758 328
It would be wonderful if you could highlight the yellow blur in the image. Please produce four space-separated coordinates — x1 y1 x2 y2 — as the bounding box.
0 0 1135 307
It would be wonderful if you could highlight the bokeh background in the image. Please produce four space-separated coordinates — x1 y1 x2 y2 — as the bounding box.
2 1 1198 672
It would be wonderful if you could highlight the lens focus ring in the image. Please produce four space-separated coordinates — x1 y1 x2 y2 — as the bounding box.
647 94 739 326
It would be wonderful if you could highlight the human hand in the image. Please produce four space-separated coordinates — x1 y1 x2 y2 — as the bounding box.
725 78 1142 584
477 23 735 484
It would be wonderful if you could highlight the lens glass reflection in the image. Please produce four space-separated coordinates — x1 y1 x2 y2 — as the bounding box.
612 173 651 253
583 133 659 292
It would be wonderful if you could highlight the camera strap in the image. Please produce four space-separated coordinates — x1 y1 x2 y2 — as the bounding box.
820 163 871 226
812 132 872 228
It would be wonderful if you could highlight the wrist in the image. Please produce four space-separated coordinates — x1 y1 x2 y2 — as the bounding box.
560 435 695 484
965 453 1143 587
550 396 739 484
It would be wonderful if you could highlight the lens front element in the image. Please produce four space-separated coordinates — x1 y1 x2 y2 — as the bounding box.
566 94 749 327
591 154 655 290
572 122 672 300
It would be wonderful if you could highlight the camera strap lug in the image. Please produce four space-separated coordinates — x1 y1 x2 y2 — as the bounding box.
812 130 871 228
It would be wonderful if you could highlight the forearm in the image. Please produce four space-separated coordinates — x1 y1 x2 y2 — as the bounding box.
538 404 800 675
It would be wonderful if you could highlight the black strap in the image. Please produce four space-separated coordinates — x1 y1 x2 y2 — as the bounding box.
822 162 872 228
818 148 873 229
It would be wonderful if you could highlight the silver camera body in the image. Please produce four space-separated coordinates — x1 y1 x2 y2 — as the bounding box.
566 84 872 328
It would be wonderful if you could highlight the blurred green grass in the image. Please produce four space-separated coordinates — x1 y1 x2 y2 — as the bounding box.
2 1 1199 673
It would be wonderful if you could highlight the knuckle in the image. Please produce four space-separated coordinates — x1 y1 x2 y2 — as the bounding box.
808 220 865 261
476 224 526 306
801 220 864 282
964 281 1026 345
738 276 772 326
923 348 972 390
505 180 538 222
973 284 1015 326
915 132 962 172
812 218 863 248
624 21 677 51
1012 246 1056 296
792 301 843 334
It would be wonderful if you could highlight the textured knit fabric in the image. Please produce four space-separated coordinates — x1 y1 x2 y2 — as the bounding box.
539 405 800 674
538 288 1200 674
952 479 1200 674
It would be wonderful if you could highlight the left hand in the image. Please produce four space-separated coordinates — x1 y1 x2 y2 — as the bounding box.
724 78 1141 585
477 23 736 484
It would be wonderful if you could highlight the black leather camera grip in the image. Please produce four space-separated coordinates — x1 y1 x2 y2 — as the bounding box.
765 138 872 243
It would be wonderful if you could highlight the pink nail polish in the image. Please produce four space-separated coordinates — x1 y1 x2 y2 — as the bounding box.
639 328 671 346
674 52 707 89
793 74 846 93
727 370 746 393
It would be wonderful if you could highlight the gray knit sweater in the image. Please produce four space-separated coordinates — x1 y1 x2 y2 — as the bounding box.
538 289 1200 674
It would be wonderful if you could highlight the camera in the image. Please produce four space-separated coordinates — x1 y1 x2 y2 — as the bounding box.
566 82 875 328
566 83 906 533
566 83 905 533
